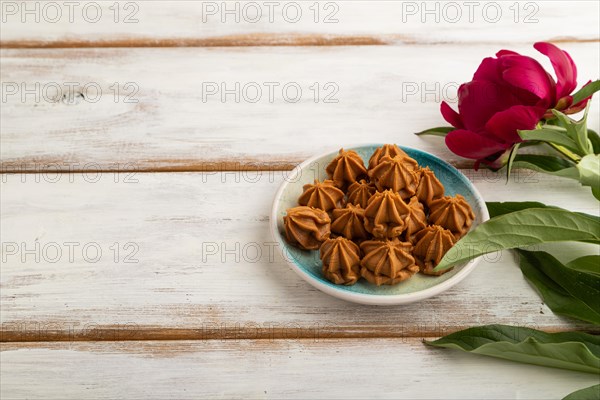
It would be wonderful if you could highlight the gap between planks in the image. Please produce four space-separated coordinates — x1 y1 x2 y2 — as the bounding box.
1 34 597 49
2 325 599 343
1 161 300 174
0 159 478 174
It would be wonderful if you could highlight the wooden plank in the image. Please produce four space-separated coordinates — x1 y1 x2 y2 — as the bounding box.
2 171 598 341
1 1 598 47
1 43 599 172
2 338 598 399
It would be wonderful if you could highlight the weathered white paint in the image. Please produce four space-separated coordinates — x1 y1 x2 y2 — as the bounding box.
1 172 597 340
2 4 599 398
0 1 597 45
1 43 598 171
1 338 598 400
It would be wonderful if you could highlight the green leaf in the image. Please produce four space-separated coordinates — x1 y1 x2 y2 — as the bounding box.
426 324 600 374
588 129 600 154
523 251 600 311
414 126 454 137
577 154 600 188
510 154 579 180
486 201 553 218
563 384 600 400
517 250 600 325
566 255 600 276
552 108 592 156
571 80 600 105
593 186 600 201
434 208 600 272
518 128 580 153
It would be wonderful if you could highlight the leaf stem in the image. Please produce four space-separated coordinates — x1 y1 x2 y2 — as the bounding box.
548 142 581 162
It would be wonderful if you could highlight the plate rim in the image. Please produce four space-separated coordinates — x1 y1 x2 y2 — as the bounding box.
269 144 490 306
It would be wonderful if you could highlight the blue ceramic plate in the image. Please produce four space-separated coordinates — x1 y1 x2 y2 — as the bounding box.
270 145 489 305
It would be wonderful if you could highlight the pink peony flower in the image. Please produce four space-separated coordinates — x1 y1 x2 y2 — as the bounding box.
441 42 590 168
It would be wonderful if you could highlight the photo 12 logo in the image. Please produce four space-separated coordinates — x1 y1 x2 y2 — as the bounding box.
1 241 140 264
1 162 140 184
1 82 139 104
201 81 339 103
200 1 340 23
400 1 540 23
1 1 140 24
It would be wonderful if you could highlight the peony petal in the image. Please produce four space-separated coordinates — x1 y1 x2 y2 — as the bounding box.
445 129 509 160
484 105 546 143
457 81 521 132
564 97 590 115
474 54 541 106
500 55 556 107
564 80 593 115
534 42 578 99
496 50 521 57
473 57 501 83
440 101 463 128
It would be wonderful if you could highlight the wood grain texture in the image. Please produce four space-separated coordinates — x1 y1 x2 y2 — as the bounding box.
1 1 598 47
1 34 388 48
2 2 599 397
1 43 599 172
2 171 598 341
2 338 598 400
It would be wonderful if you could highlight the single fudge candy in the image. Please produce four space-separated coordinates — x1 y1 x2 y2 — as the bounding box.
283 206 331 250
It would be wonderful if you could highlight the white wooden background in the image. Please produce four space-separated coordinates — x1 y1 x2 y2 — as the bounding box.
1 1 599 399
